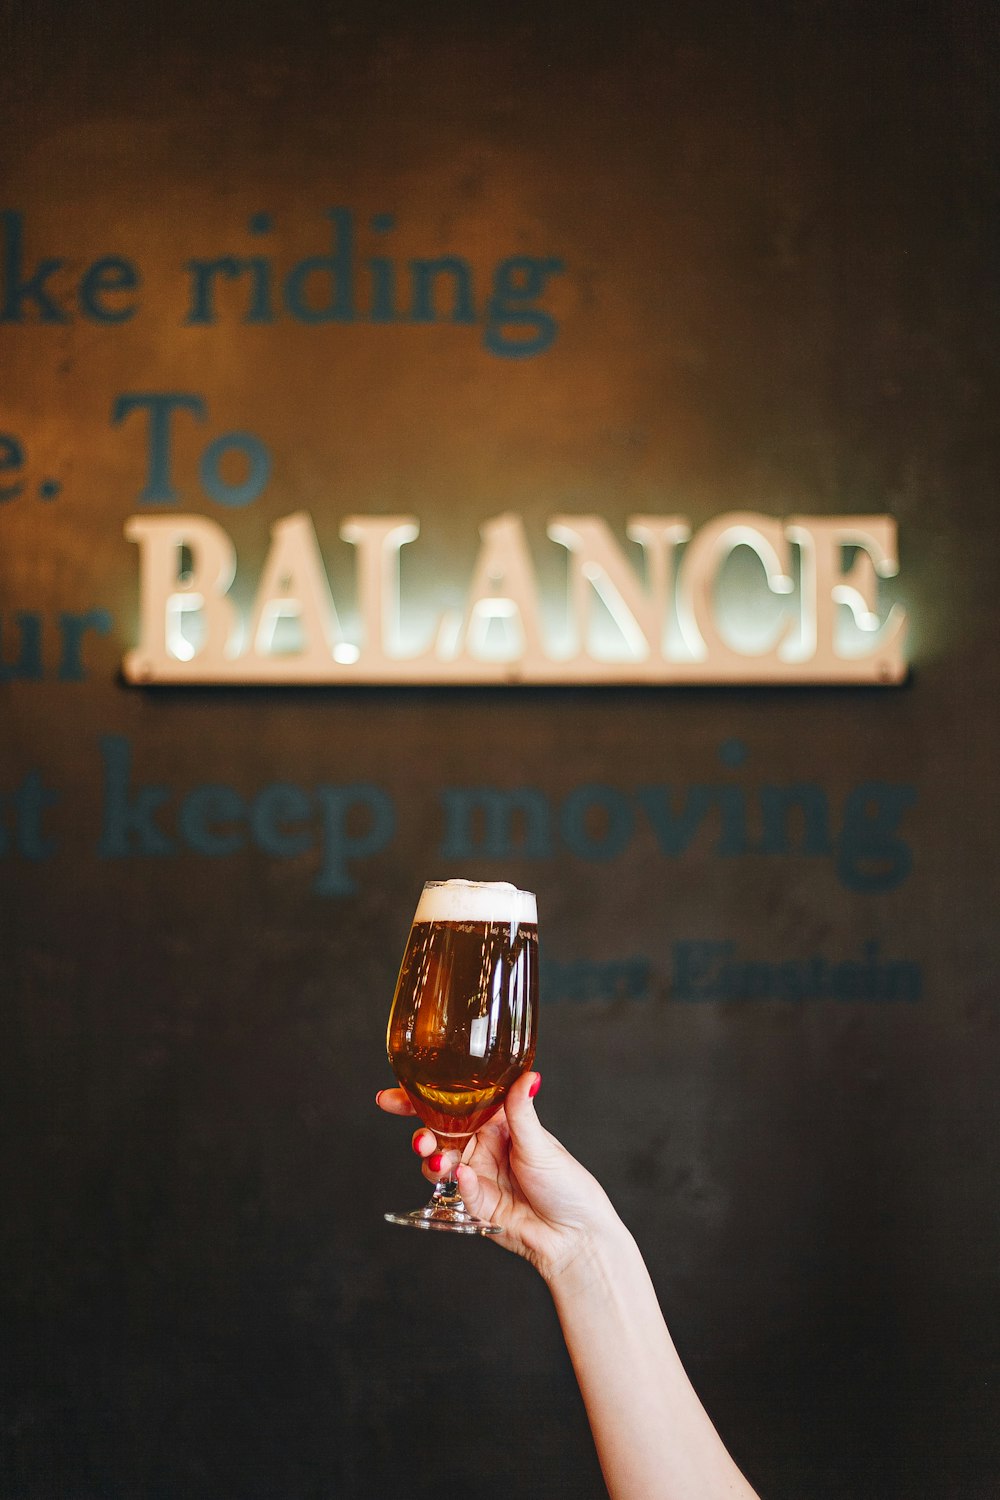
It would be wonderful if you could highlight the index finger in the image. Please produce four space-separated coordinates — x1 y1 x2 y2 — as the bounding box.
375 1087 417 1116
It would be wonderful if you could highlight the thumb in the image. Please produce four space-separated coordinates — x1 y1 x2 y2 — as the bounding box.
504 1071 553 1162
454 1161 489 1220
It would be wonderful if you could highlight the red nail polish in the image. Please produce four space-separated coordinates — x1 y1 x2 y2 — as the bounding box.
529 1072 542 1098
428 1152 444 1172
412 1132 426 1154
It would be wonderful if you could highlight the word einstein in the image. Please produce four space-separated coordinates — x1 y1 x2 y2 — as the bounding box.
123 510 907 686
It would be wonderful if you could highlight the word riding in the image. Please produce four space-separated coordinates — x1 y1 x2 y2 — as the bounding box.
123 509 908 686
0 209 564 358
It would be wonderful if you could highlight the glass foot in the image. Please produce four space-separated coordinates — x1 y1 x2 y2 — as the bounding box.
384 1205 502 1234
384 1176 502 1234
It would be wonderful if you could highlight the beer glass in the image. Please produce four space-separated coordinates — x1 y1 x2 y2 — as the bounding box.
384 879 538 1233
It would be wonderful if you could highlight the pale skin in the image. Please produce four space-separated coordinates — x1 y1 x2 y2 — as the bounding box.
378 1072 760 1500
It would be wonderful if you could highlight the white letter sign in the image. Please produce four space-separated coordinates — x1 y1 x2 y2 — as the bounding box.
123 508 908 686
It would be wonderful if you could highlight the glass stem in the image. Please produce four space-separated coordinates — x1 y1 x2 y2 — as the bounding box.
430 1131 473 1208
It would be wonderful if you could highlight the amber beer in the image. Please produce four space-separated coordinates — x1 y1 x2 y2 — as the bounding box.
387 880 538 1138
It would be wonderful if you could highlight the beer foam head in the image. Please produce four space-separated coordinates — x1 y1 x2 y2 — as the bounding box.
415 879 537 925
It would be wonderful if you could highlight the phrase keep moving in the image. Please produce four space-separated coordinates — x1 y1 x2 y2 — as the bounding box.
0 735 915 897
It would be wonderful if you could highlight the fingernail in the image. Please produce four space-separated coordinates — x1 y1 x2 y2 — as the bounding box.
529 1072 542 1098
428 1152 444 1173
375 1090 385 1104
412 1132 427 1154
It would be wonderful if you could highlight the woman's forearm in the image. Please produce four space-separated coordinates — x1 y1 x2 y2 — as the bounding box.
378 1081 759 1498
545 1217 759 1500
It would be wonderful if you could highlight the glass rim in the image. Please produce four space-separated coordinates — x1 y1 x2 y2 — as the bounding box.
421 877 536 899
414 879 538 924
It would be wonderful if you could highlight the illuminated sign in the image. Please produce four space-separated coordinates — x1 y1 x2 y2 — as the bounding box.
123 509 907 685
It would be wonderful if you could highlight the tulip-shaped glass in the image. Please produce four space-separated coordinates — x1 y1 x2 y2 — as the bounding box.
385 880 538 1233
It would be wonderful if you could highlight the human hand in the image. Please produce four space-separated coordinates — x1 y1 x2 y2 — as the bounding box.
376 1072 621 1280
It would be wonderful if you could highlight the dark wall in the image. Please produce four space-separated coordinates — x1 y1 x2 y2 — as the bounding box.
2 3 998 1497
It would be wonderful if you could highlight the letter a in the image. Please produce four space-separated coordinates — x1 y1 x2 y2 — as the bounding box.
442 512 546 667
248 511 349 665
